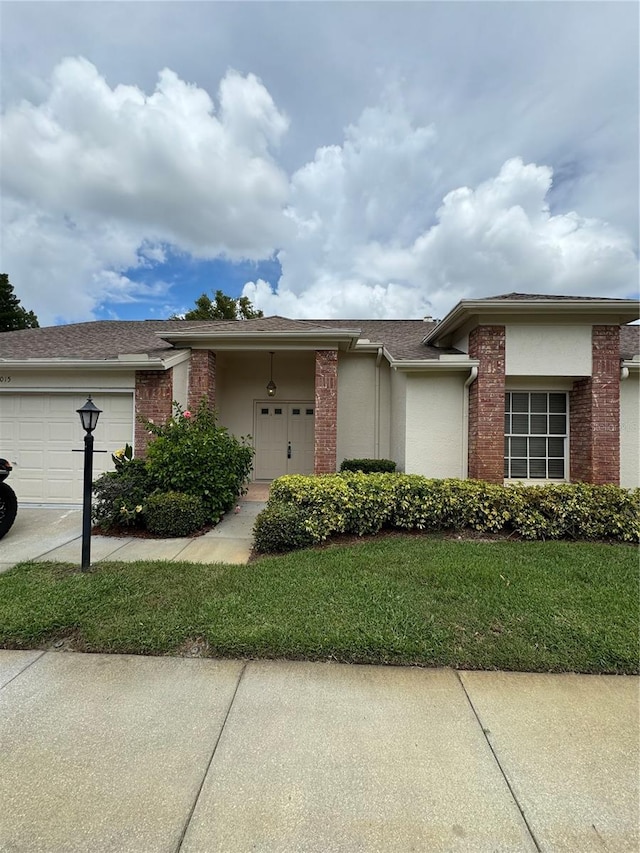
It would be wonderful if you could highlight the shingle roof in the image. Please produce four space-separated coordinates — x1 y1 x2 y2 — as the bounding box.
620 324 640 360
310 319 449 359
0 315 637 362
0 317 451 361
484 292 638 303
0 320 186 361
175 316 350 334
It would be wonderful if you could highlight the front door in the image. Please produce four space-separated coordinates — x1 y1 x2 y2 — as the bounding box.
254 402 315 479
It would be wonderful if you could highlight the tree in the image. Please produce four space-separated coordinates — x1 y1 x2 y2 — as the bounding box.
0 274 39 332
174 289 263 321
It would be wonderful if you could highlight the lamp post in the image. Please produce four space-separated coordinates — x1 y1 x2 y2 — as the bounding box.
77 396 102 571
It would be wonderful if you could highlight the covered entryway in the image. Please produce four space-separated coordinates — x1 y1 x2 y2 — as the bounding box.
253 402 315 479
0 392 133 504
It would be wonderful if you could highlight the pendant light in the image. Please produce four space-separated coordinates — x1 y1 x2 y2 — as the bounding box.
266 351 277 397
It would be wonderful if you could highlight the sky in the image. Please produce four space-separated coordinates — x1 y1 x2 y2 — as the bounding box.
0 1 638 327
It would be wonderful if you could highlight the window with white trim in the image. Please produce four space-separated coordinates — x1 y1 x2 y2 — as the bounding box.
504 392 568 479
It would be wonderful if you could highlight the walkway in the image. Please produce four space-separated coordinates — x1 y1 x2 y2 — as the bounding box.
0 482 269 572
1 653 637 852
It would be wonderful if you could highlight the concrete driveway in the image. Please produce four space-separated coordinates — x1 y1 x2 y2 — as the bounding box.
1 653 638 852
0 497 265 573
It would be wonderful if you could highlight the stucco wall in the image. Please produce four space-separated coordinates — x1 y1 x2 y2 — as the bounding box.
389 369 406 472
172 359 189 410
336 353 376 464
0 369 135 390
505 324 592 376
378 361 391 459
404 373 465 478
215 351 316 439
620 372 640 489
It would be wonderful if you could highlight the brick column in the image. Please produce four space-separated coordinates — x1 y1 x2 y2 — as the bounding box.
570 326 620 485
468 326 506 483
188 350 216 412
134 368 173 458
314 350 338 474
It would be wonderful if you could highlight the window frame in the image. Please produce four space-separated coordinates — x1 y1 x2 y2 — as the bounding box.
504 391 569 482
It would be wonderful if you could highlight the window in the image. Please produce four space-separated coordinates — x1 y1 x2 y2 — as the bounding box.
504 392 567 479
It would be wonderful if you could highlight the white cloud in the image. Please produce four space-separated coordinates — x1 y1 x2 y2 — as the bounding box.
244 104 638 321
1 58 291 255
0 58 292 322
1 55 637 326
1 196 171 323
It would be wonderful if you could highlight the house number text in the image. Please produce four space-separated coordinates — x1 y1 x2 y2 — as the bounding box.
0 376 12 383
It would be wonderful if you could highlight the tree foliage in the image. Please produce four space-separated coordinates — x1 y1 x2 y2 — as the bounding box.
175 289 263 321
0 274 39 332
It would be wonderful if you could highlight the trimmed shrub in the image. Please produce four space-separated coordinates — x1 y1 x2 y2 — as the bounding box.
144 398 254 523
253 501 314 553
270 474 351 543
253 473 640 552
340 458 396 473
92 457 154 531
144 492 206 537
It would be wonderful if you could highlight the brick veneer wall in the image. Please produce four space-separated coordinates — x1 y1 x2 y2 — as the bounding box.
570 325 620 485
134 368 173 458
188 350 216 412
468 326 506 483
314 350 338 474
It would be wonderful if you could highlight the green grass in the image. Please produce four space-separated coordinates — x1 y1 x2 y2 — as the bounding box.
0 536 637 673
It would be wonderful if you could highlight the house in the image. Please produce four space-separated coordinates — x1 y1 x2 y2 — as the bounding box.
0 293 638 504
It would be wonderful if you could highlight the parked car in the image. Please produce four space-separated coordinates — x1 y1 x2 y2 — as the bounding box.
0 459 17 539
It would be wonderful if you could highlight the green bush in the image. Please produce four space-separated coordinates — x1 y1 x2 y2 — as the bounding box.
253 473 640 552
253 501 314 553
340 458 396 473
145 398 254 523
144 492 207 537
92 457 154 531
270 474 351 542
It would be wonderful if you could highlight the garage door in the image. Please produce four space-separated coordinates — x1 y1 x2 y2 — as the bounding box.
0 392 134 504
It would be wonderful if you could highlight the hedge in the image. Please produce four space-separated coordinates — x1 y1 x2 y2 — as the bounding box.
144 492 207 537
340 458 396 473
253 473 640 553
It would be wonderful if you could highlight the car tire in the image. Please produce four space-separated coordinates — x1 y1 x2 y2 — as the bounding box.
0 482 18 540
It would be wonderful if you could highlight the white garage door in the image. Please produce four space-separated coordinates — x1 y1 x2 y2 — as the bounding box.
0 392 134 504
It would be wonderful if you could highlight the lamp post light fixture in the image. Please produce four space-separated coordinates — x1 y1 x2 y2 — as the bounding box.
76 396 102 571
266 351 277 397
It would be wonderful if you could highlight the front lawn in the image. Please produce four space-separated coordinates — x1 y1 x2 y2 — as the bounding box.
0 536 637 673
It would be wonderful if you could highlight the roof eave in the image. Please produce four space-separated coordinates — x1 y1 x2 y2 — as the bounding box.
423 299 640 345
157 329 362 351
391 357 480 373
0 350 189 371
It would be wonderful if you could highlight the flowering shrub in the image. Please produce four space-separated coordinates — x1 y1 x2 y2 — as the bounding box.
144 398 254 523
92 458 154 530
112 443 133 470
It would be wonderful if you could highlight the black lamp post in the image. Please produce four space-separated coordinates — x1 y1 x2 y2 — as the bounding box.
77 396 102 571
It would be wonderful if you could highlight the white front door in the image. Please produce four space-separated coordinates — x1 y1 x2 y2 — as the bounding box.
254 402 315 479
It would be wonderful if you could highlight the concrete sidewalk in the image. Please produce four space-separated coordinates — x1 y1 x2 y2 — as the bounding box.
1 652 637 852
0 487 267 573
